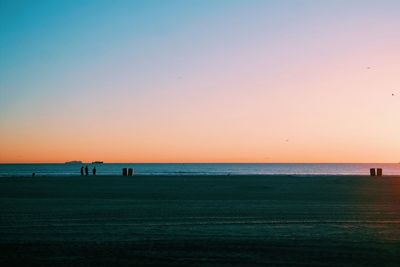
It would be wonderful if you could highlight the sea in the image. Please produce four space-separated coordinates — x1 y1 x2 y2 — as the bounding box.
0 163 400 177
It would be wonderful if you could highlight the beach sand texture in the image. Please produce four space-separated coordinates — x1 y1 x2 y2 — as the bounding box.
1 175 400 266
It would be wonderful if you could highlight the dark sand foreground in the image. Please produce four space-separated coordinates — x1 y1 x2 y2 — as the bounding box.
1 175 400 266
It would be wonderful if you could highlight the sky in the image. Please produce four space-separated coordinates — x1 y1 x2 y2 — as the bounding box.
1 0 400 163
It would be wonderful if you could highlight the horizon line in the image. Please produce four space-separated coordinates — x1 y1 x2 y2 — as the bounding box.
1 162 399 165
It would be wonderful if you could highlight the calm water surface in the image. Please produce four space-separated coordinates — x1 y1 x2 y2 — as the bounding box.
1 163 400 176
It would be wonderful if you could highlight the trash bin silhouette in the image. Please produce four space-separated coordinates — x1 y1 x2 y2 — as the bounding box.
128 168 133 176
122 168 128 176
377 168 383 176
370 168 376 176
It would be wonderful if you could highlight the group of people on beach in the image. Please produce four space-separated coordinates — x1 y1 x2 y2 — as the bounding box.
80 166 96 176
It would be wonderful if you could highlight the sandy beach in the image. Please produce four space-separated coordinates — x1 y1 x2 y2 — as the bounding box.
1 175 400 266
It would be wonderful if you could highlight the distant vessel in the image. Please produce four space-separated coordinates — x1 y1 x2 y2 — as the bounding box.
65 161 82 164
92 161 104 164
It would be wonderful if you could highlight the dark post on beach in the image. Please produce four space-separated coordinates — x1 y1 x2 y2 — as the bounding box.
122 168 128 176
370 168 376 176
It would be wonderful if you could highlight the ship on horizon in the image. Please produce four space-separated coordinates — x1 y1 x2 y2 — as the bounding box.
65 161 82 164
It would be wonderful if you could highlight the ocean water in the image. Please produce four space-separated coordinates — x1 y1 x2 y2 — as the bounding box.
0 163 399 176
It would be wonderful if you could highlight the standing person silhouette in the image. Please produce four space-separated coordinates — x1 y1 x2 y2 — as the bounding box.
80 166 84 176
92 167 96 176
85 165 89 176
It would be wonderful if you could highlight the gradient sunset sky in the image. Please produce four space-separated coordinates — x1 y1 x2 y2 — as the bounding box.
1 0 399 163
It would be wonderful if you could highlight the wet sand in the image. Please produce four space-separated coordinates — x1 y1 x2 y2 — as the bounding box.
1 175 400 266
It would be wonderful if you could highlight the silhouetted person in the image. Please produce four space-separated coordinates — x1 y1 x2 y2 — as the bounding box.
85 165 89 176
92 167 96 176
80 166 84 176
32 172 35 177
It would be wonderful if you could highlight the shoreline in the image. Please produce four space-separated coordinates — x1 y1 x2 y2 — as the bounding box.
1 174 400 178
